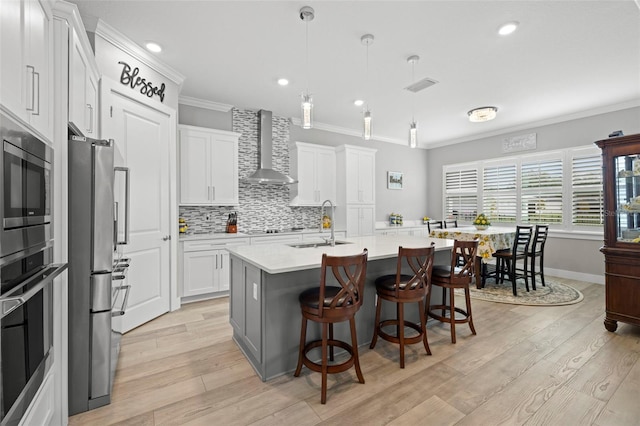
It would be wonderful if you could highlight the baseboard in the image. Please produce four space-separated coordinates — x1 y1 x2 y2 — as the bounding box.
545 268 604 285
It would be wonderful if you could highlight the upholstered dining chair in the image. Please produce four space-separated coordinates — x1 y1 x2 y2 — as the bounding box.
294 249 368 404
370 244 435 368
427 239 478 344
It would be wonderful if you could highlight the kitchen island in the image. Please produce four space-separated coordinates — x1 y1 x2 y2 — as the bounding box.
228 235 454 381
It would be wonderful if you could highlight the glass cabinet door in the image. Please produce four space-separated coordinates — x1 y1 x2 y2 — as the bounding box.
615 153 640 242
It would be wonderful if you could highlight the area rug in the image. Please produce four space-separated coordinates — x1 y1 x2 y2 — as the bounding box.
457 278 584 306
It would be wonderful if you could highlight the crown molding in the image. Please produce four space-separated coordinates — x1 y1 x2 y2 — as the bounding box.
53 1 101 78
95 20 185 87
178 96 234 112
426 99 640 150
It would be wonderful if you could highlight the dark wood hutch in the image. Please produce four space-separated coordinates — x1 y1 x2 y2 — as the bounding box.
595 133 640 332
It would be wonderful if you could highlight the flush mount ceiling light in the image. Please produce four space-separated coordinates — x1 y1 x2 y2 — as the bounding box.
468 106 498 122
277 78 289 86
300 6 314 130
407 55 419 148
145 42 162 53
361 34 374 140
354 99 364 107
498 21 519 36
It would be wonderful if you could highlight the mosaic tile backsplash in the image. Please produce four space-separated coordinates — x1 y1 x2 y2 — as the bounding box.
179 108 323 233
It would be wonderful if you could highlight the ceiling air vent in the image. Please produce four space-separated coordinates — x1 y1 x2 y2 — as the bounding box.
404 77 439 93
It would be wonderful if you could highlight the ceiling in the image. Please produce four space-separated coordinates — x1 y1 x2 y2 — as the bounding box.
70 1 640 149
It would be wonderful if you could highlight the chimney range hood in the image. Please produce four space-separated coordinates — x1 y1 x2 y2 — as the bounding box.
244 110 297 185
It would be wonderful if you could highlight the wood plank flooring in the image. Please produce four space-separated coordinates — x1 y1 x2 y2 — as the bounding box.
69 277 640 425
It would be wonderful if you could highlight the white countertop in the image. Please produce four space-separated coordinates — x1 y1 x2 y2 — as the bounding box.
178 228 342 241
227 235 455 274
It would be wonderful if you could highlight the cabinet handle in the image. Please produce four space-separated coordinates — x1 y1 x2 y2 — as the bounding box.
26 65 35 112
208 186 212 201
87 104 93 133
212 186 216 201
216 253 219 269
32 70 40 116
220 254 223 269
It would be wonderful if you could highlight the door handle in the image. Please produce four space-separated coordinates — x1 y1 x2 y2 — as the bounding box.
162 235 171 241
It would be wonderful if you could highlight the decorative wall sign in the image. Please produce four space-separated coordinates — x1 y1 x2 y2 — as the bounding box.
502 133 536 153
118 61 166 102
387 171 403 190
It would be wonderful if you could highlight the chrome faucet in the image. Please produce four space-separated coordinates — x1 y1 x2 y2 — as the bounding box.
321 199 335 247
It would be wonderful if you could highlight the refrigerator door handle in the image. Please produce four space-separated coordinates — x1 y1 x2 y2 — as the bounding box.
115 166 130 245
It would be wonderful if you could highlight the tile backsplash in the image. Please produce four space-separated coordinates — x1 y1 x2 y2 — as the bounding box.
179 108 322 233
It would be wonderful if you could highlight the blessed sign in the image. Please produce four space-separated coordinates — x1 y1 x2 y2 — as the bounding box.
118 61 166 103
502 133 537 153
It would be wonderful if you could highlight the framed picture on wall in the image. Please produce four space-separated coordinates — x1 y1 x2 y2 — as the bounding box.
387 171 403 190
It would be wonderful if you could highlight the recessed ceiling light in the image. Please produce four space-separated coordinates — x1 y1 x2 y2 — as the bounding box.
354 100 364 107
145 42 162 53
498 21 519 36
277 78 289 86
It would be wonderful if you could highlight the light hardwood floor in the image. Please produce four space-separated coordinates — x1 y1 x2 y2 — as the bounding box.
69 277 640 425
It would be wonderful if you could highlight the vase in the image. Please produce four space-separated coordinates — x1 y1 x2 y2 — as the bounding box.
475 225 489 230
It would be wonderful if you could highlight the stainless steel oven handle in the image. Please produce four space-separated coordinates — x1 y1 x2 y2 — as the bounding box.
111 284 131 316
0 263 67 319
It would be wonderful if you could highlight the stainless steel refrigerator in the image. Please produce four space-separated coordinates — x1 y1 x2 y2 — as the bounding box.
67 135 119 415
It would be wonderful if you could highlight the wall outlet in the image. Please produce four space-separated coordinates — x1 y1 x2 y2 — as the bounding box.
253 283 258 300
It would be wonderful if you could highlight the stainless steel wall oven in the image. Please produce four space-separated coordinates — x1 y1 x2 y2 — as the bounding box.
1 113 52 259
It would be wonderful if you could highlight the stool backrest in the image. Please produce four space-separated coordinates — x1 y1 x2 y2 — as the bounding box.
531 224 549 254
393 244 435 298
450 240 478 285
318 249 369 318
513 225 533 257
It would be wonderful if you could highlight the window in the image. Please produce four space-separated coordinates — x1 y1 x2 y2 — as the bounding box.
521 155 563 224
483 163 517 222
571 148 603 227
444 167 478 221
442 145 603 232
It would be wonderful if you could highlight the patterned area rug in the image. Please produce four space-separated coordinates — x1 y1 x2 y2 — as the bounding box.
458 278 584 306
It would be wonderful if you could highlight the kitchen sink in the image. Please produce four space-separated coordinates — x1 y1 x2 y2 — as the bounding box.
288 241 352 249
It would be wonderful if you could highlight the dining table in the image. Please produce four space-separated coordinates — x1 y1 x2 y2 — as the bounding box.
429 226 517 288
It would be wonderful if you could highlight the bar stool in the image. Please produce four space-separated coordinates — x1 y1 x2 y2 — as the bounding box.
528 224 549 288
493 225 532 296
370 244 435 368
293 249 368 404
426 240 478 344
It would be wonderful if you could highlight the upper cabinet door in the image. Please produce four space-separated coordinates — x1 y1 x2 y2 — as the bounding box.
179 125 240 206
289 142 336 206
69 28 99 136
315 147 336 203
1 0 53 142
357 149 375 204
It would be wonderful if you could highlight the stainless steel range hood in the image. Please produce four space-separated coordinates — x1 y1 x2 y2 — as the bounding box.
244 110 297 185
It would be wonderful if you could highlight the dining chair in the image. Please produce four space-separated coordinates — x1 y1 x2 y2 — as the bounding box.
293 249 368 404
427 221 443 233
492 225 533 296
426 239 478 343
370 244 435 368
528 224 549 289
444 218 458 229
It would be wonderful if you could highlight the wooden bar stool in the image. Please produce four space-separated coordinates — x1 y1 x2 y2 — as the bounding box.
427 240 478 343
370 244 435 368
293 249 368 404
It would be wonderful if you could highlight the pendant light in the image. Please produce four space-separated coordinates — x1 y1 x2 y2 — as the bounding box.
407 55 419 148
361 34 374 140
299 6 314 129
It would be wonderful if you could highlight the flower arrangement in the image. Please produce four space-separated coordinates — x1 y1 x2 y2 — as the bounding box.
472 213 491 230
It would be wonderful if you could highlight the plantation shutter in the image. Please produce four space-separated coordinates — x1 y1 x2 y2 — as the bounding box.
444 168 478 221
572 153 603 227
482 164 517 223
521 157 563 224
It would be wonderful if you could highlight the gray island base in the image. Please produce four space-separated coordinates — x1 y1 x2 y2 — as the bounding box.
228 235 454 381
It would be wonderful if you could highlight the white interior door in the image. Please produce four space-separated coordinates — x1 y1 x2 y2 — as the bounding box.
102 83 172 332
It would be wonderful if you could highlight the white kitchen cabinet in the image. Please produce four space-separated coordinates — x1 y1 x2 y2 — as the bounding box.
179 125 240 206
302 231 346 240
250 234 303 245
290 142 336 206
68 27 99 136
181 237 249 298
346 205 375 237
19 371 54 426
337 145 376 205
1 0 54 141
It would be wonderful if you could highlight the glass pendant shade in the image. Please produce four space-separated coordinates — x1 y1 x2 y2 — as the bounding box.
301 93 313 129
409 121 418 148
363 109 372 140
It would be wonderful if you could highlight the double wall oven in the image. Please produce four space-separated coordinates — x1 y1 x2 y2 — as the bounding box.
0 113 66 426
